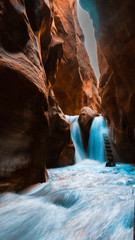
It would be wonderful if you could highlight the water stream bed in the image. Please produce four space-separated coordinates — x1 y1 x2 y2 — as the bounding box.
0 161 135 240
0 115 135 239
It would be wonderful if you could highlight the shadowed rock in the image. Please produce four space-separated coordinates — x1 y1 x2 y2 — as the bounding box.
80 0 135 163
0 0 50 191
46 87 75 168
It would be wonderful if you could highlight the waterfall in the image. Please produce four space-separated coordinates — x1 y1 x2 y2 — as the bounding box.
0 118 134 240
88 115 108 162
66 115 108 163
65 115 86 162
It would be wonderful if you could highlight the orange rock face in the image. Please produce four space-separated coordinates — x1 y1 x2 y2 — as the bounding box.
80 0 135 163
51 0 100 115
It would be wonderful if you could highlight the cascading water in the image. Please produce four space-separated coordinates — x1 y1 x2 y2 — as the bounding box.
0 115 135 240
88 115 108 162
65 115 86 163
66 114 108 163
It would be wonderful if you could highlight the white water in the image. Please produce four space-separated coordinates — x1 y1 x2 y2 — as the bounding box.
66 115 108 163
0 163 134 240
65 115 86 162
88 116 108 162
0 116 135 240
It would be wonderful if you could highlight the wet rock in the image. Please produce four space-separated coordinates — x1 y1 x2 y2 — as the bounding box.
79 107 99 134
78 107 98 152
106 162 116 167
58 140 75 167
46 87 75 168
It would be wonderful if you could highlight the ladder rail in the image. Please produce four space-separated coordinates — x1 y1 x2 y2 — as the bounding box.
103 134 116 167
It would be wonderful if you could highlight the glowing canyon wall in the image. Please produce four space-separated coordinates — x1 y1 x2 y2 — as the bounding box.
51 0 100 115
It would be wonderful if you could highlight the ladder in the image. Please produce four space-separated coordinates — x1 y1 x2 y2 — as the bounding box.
103 134 116 167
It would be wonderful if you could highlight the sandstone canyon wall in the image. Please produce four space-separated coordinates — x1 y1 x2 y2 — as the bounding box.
0 0 99 191
47 87 75 168
50 0 100 115
0 0 51 191
80 0 135 163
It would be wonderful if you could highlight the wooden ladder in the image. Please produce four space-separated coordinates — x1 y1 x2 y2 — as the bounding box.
103 134 116 167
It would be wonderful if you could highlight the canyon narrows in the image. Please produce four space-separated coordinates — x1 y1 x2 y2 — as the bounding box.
0 0 135 239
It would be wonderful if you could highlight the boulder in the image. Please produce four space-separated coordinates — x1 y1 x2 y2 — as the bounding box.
78 107 98 152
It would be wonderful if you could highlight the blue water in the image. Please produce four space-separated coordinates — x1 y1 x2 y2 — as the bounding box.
66 114 108 163
88 116 108 162
65 115 86 162
0 162 134 240
0 115 135 239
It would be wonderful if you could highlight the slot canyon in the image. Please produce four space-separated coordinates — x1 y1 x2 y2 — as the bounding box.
0 0 135 239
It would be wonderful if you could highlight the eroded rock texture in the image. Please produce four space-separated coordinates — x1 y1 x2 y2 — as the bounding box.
51 0 100 115
80 0 135 163
0 0 50 191
0 0 103 191
47 87 75 168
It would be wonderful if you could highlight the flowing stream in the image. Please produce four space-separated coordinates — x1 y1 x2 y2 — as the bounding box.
0 116 135 240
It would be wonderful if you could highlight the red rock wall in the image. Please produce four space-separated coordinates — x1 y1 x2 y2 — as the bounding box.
80 0 135 163
50 0 100 115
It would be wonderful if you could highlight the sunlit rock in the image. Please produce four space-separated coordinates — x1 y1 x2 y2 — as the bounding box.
52 0 100 115
78 107 98 151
